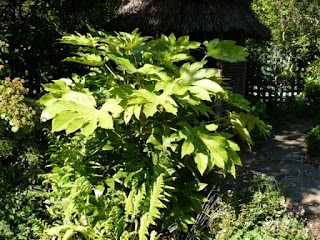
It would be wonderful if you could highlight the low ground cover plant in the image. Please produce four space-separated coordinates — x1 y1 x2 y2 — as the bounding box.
206 173 313 240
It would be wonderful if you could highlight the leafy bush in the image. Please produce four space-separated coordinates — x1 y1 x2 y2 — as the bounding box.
38 30 269 239
206 173 312 240
0 117 48 239
288 58 320 116
306 125 320 156
247 0 320 106
0 183 47 240
248 102 273 147
303 58 320 108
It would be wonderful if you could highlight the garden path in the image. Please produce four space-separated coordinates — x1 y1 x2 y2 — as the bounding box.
239 116 320 238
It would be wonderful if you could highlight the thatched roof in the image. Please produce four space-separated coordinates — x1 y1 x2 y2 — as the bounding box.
113 0 271 41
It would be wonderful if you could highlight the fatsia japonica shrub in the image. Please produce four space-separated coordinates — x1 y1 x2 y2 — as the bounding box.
39 29 268 239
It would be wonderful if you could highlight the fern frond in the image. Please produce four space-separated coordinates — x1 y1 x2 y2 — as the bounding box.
125 183 146 223
133 184 146 221
139 213 151 240
139 174 168 240
150 230 160 240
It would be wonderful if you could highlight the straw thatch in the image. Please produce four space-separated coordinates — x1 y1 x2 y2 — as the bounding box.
114 0 271 41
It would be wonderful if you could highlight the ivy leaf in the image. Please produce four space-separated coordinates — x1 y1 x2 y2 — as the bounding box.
137 64 163 76
162 134 179 152
51 111 79 132
65 118 85 134
189 86 211 101
227 148 242 166
227 140 240 151
50 103 98 136
161 101 178 115
62 91 96 107
130 89 178 118
82 114 98 136
231 117 253 145
41 84 118 136
198 133 229 169
143 102 159 118
133 105 142 119
42 79 71 94
41 101 78 121
204 39 249 63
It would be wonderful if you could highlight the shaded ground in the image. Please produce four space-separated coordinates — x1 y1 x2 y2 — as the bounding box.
240 117 320 239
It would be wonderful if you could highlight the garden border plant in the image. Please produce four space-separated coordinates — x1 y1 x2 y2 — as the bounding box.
0 71 48 239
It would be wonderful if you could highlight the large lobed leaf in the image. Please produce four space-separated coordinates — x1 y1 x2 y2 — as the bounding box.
204 39 249 63
40 81 123 137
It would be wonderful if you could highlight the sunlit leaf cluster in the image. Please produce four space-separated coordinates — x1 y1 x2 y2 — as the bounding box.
39 29 267 238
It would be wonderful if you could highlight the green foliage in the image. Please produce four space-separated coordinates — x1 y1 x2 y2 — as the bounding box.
306 125 320 156
207 173 313 240
303 58 320 107
0 39 10 76
247 102 273 147
248 0 319 106
0 122 48 239
204 39 249 63
252 0 319 46
0 185 47 240
0 0 126 95
289 58 320 116
39 30 268 238
227 111 270 147
0 69 48 238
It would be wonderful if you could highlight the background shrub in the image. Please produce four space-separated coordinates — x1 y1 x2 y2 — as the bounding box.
306 125 320 156
0 0 125 96
303 58 320 110
0 60 48 239
247 0 320 110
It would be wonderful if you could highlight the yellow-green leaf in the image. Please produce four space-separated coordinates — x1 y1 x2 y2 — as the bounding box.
194 153 208 175
124 106 134 124
98 110 114 129
206 123 218 131
181 140 195 158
